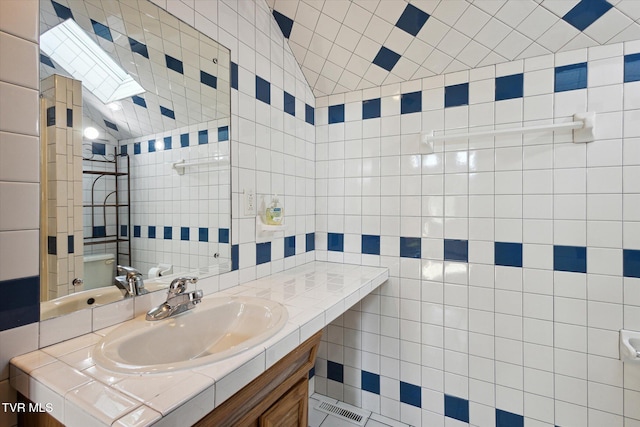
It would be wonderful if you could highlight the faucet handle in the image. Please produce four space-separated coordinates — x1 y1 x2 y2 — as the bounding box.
169 276 198 294
117 265 142 278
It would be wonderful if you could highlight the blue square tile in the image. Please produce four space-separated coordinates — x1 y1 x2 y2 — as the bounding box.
92 142 106 155
401 91 422 114
180 133 189 147
134 225 141 238
400 381 421 408
160 106 175 120
624 53 640 83
305 104 315 125
0 276 40 331
68 235 74 254
120 225 128 237
328 104 345 124
198 130 208 145
134 142 141 155
306 232 315 252
148 139 156 153
165 54 184 74
164 226 172 240
284 236 296 258
284 91 295 116
563 0 613 31
132 95 147 108
373 46 401 72
231 62 238 90
327 361 343 383
554 245 587 273
128 37 149 58
328 233 344 252
231 244 239 271
624 249 640 278
363 98 381 119
396 3 429 36
361 371 380 395
51 1 73 20
444 239 468 262
148 226 156 239
219 228 229 244
163 136 172 150
47 236 56 255
496 409 524 427
400 237 421 259
40 53 55 68
495 242 523 267
46 106 55 127
104 120 118 131
495 73 524 101
120 145 128 156
555 63 588 92
180 227 189 241
256 242 271 265
200 70 217 89
93 226 106 238
256 76 271 104
198 227 208 242
445 83 469 107
66 108 73 127
362 235 381 255
272 9 294 38
308 367 315 379
91 19 112 42
445 395 469 423
218 126 229 141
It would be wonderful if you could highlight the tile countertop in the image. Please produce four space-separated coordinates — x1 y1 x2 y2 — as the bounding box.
10 262 388 427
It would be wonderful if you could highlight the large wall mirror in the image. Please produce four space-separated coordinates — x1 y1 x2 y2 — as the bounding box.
39 0 231 320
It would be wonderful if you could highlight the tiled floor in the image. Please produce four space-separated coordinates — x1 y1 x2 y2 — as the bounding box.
309 394 412 427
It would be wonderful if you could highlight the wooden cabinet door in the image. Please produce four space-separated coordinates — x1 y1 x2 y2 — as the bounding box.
259 379 308 427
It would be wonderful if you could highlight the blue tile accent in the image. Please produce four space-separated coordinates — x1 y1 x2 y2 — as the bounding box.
51 1 73 20
256 242 271 265
306 232 315 252
129 37 149 58
362 98 381 119
199 227 208 242
198 130 208 145
180 133 189 147
0 276 39 331
495 242 523 268
284 91 296 116
163 226 172 240
272 10 294 38
231 62 238 90
47 236 56 255
120 145 127 156
563 0 613 31
256 76 271 104
361 371 380 394
200 70 217 89
554 245 587 273
362 235 381 255
495 73 524 101
92 142 106 155
329 104 345 124
218 126 229 141
373 46 401 72
400 237 421 259
219 228 229 244
66 108 73 127
327 361 344 383
445 395 469 423
134 142 141 155
308 367 315 379
148 226 156 239
91 19 112 42
160 106 175 120
396 3 430 36
305 104 315 125
165 55 184 74
328 233 344 252
624 53 640 83
104 120 118 131
496 409 524 427
46 107 55 127
148 140 156 153
555 63 588 92
120 225 127 237
284 236 296 258
93 226 106 238
134 225 141 238
231 244 239 271
624 249 640 278
444 239 468 262
400 382 421 408
132 95 147 108
40 53 55 68
445 83 469 107
163 136 172 150
67 235 74 254
180 227 189 241
401 91 422 114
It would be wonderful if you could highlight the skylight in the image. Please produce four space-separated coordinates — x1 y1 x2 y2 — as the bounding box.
40 19 144 104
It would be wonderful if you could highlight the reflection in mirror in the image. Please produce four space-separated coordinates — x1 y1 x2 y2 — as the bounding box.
38 0 231 320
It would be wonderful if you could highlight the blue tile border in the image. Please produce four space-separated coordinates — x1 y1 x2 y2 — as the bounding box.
624 249 640 278
198 227 208 242
231 62 238 90
180 227 189 241
444 239 468 262
160 106 175 120
554 245 587 273
373 46 401 72
362 98 381 120
218 228 229 244
400 237 421 259
256 76 271 105
395 3 429 36
444 395 469 423
329 104 345 124
328 233 344 252
284 236 296 258
400 381 421 408
361 371 380 394
624 53 640 83
445 83 469 107
180 133 189 147
198 130 208 145
496 408 524 427
401 91 422 114
128 37 149 58
284 91 295 116
327 360 344 383
51 1 73 20
563 0 613 31
495 73 524 101
165 54 184 74
163 226 172 240
91 19 112 42
132 95 147 108
495 242 523 268
555 63 588 92
218 126 229 141
305 104 315 125
306 232 315 252
200 70 217 89
231 244 239 271
256 242 271 265
0 276 39 331
362 235 381 255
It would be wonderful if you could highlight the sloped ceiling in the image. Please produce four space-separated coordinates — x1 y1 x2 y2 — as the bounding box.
268 0 640 97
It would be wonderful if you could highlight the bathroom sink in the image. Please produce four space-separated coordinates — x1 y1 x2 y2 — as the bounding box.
92 296 288 374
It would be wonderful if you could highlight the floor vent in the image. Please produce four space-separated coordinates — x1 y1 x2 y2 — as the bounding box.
315 400 369 426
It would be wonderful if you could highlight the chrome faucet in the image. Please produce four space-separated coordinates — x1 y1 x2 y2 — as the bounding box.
146 276 202 321
114 265 148 297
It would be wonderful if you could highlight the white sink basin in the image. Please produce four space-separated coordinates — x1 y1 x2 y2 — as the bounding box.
92 296 288 374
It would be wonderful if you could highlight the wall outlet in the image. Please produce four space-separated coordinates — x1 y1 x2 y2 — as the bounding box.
244 188 255 216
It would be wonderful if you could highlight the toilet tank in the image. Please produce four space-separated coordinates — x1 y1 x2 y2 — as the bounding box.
83 253 115 290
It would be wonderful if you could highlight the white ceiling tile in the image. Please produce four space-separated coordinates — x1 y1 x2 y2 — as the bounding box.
289 23 313 49
392 57 421 80
307 33 333 58
301 66 319 86
609 22 640 44
321 0 351 23
352 0 381 14
384 27 416 55
616 0 640 20
417 17 449 46
301 0 323 12
363 15 394 45
382 72 404 86
302 49 325 71
535 19 580 52
343 2 374 33
453 5 492 38
583 8 634 44
437 29 472 58
477 50 508 67
444 60 469 74
472 0 508 16
495 0 537 26
517 6 558 40
494 30 533 60
315 74 337 95
561 33 599 52
457 40 492 68
334 24 362 52
346 54 372 76
422 48 454 75
404 38 435 65
432 0 470 25
539 0 580 18
320 60 344 83
315 12 342 43
517 43 552 60
409 0 443 15
294 1 321 30
337 69 361 91
473 17 511 49
411 66 436 80
354 35 381 62
363 63 389 86
374 0 406 26
327 43 352 67
272 0 299 19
